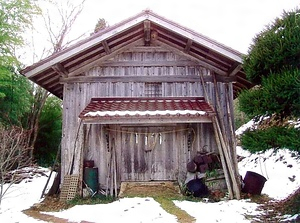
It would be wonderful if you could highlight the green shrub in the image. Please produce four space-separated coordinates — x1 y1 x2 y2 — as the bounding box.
238 69 300 119
240 126 300 153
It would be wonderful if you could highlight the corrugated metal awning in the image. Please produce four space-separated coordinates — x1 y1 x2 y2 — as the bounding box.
79 97 215 124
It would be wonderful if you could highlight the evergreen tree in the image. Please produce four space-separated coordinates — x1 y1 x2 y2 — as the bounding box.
239 7 300 153
240 8 300 120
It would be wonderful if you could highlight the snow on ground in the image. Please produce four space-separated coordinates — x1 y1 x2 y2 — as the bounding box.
0 120 299 223
238 147 300 200
174 199 261 223
0 167 55 222
236 119 300 200
48 197 177 223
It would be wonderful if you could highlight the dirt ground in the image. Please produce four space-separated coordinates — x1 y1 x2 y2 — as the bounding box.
24 183 300 223
25 182 196 223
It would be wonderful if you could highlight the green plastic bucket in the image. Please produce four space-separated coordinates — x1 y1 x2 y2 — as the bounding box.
84 167 99 194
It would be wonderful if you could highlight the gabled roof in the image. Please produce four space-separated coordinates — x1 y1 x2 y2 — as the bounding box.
21 10 253 99
79 97 215 124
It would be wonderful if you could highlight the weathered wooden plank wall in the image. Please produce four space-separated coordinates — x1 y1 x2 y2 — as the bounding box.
80 123 217 189
61 47 234 188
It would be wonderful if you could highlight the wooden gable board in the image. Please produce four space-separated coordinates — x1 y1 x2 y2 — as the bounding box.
21 10 253 99
23 10 242 78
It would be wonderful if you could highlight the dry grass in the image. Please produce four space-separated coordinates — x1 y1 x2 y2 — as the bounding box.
119 181 196 223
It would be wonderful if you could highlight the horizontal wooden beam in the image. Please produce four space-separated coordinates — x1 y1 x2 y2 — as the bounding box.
60 74 236 84
97 60 199 67
125 46 169 53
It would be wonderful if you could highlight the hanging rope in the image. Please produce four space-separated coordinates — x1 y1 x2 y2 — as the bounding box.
106 127 196 153
105 127 192 135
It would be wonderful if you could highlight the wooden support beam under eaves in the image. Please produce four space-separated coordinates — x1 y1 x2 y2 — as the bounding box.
102 40 111 54
228 62 242 76
144 20 151 46
184 39 193 53
52 63 68 77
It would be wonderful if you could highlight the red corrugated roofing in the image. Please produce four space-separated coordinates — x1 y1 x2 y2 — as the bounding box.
79 97 215 122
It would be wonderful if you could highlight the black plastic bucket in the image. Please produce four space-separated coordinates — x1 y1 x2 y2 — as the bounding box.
242 171 267 195
186 179 208 197
84 167 99 194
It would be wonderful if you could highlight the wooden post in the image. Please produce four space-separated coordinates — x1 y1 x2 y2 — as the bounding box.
67 119 83 175
225 84 241 189
105 129 112 196
113 138 118 196
212 74 241 199
212 117 234 198
79 124 91 197
197 68 234 199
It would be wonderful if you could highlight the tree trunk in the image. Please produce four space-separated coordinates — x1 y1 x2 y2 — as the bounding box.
26 86 49 159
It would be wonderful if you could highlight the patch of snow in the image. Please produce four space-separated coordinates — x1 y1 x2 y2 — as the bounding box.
236 145 252 157
85 110 206 117
235 119 256 136
0 167 55 223
238 148 300 200
174 199 261 223
282 213 299 221
235 116 273 136
288 119 300 129
47 197 177 223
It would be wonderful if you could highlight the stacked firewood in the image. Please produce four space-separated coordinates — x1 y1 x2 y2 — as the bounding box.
187 152 222 174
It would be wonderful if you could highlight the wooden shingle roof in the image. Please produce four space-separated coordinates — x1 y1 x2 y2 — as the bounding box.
21 10 253 99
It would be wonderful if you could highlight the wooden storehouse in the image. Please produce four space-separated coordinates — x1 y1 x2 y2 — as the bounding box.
22 10 253 199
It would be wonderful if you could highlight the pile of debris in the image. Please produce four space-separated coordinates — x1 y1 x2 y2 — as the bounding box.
187 152 222 174
2 166 49 184
185 152 226 197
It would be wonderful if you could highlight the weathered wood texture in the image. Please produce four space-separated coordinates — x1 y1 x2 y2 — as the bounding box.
61 46 234 189
80 123 217 189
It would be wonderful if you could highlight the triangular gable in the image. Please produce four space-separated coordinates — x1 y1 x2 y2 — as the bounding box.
21 10 253 99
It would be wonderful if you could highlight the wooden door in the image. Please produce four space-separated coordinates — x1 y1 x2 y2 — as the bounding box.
121 126 178 181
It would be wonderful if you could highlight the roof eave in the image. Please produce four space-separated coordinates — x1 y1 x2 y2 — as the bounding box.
21 10 244 78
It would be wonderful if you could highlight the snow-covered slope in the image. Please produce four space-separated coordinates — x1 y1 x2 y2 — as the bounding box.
236 119 300 200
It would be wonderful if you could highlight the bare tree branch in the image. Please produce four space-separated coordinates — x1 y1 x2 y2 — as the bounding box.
24 0 86 161
0 126 32 207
